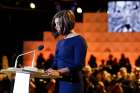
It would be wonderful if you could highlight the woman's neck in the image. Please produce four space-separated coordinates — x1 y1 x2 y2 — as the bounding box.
64 30 78 39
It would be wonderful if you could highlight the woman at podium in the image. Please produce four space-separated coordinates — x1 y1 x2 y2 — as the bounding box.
46 10 87 93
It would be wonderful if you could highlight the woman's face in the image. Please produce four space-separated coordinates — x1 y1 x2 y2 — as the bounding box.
55 18 61 33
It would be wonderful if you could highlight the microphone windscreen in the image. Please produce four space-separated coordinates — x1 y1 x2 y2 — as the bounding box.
38 45 44 51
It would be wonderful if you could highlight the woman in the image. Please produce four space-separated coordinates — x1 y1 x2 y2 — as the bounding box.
46 10 87 93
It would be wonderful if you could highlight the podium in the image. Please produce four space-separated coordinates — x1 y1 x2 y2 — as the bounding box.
1 46 61 93
1 67 61 93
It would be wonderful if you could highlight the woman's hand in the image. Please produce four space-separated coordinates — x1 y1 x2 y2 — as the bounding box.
46 68 60 77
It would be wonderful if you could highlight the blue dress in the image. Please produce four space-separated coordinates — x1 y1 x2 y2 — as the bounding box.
52 35 87 93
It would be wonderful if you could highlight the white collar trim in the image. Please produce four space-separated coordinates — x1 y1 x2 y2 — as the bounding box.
64 31 78 39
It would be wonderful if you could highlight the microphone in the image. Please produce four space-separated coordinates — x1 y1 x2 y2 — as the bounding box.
14 45 44 68
38 45 44 51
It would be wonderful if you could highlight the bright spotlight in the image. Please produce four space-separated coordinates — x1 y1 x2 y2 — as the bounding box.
77 7 82 14
30 2 36 9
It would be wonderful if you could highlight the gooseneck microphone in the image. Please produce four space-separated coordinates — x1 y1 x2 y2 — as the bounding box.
14 45 44 68
38 45 44 51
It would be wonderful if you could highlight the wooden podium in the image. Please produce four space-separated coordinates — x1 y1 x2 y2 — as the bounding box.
1 67 61 93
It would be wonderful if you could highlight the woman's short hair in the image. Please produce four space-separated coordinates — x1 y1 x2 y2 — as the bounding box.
51 10 75 37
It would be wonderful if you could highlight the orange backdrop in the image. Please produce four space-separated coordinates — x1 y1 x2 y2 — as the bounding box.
23 12 140 70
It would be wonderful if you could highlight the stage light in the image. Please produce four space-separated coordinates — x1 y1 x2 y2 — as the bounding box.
77 7 82 14
30 2 35 9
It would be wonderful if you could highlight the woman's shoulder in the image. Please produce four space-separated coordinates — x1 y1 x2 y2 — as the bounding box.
57 35 86 46
74 35 86 43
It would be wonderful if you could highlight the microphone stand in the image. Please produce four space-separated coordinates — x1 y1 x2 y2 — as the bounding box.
14 50 35 68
